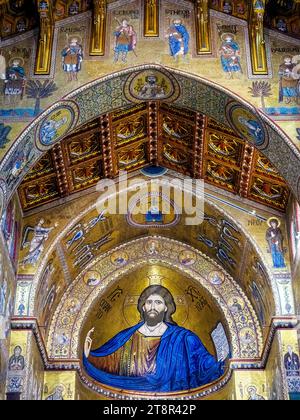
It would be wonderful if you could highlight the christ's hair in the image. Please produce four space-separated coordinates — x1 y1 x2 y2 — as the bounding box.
137 285 177 325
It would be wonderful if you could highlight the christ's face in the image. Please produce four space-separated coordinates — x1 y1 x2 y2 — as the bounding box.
143 294 167 326
15 347 21 357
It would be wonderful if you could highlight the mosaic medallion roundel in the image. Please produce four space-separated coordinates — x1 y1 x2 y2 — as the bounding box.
226 102 268 150
36 101 79 151
124 69 180 103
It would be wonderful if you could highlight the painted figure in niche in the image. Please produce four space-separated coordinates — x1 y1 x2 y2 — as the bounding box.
16 18 27 33
4 58 26 104
21 219 58 267
276 18 288 33
223 1 233 14
8 346 25 371
279 56 300 105
54 1 66 19
236 1 246 16
61 37 83 82
113 19 137 63
83 285 226 392
69 1 80 16
284 346 300 376
266 218 286 269
45 385 64 400
166 19 190 61
219 34 242 79
247 385 265 401
39 0 49 11
17 303 26 316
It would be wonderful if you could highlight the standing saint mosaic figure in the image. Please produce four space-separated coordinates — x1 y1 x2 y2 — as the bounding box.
61 37 84 82
266 218 286 269
219 33 242 78
113 19 137 63
166 19 190 61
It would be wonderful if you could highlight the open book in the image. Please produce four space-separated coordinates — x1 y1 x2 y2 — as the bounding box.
211 322 230 362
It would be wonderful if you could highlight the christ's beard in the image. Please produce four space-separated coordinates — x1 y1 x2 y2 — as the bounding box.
144 311 165 327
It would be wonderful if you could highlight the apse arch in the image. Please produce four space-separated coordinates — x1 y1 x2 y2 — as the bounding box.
26 175 278 333
0 64 300 215
47 236 263 361
54 237 262 401
66 237 262 399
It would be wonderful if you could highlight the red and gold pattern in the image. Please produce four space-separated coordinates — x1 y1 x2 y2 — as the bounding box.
18 103 290 212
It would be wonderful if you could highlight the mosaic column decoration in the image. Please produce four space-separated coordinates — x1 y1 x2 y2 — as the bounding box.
34 0 54 75
195 0 212 55
144 0 159 37
249 0 268 75
90 0 107 56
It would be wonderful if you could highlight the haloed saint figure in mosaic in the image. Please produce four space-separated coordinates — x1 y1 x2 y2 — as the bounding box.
84 285 227 392
113 19 137 63
61 37 83 82
266 218 286 269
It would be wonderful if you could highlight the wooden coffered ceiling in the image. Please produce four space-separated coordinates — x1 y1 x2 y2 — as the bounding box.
18 102 290 212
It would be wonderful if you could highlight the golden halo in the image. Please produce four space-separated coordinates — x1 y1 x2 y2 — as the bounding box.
221 32 236 42
267 217 281 228
66 35 82 45
9 57 25 67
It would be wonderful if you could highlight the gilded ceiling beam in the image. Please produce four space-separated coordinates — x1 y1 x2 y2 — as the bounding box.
148 102 159 166
193 113 206 178
239 145 255 198
144 0 159 37
249 0 268 75
52 144 69 197
90 0 107 56
34 0 54 75
195 0 212 55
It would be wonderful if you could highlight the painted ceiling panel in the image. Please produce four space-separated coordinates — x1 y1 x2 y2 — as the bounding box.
18 103 290 212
